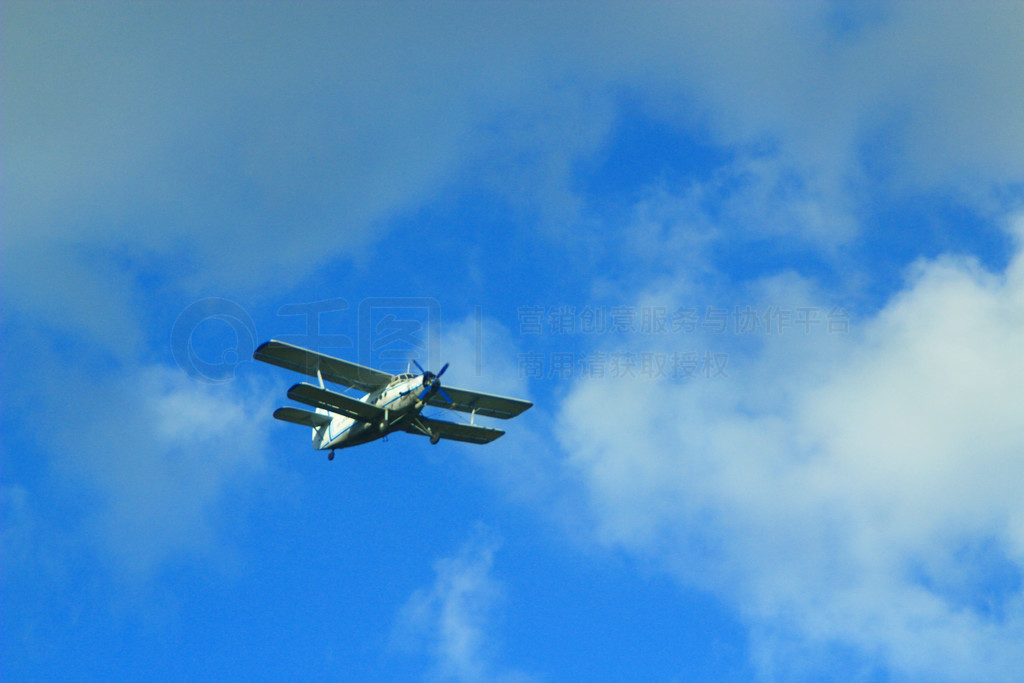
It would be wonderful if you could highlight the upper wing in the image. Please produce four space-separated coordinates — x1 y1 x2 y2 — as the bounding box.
286 383 384 423
254 340 393 393
426 386 532 419
406 416 505 445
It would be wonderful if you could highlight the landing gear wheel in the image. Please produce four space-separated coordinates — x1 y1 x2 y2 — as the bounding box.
328 450 335 461
430 433 441 445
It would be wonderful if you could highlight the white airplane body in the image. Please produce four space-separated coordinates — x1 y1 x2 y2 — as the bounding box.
254 340 532 459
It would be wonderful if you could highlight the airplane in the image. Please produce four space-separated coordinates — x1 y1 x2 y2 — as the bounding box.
253 340 532 460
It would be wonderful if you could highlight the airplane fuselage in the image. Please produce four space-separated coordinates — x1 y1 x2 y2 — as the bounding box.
313 373 427 450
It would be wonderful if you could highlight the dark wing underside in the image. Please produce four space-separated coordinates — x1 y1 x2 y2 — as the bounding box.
286 382 384 423
272 407 333 427
425 386 532 419
254 340 393 393
405 416 505 444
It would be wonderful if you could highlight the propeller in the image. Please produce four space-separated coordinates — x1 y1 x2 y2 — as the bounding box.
412 359 453 404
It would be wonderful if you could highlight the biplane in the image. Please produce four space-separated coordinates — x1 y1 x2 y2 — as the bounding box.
254 340 532 459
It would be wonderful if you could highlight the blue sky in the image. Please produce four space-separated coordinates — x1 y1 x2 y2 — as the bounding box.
5 2 1024 680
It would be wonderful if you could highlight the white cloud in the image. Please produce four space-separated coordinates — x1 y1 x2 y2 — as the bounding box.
565 1 1024 260
7 1 1024 351
617 153 861 272
616 2 1024 194
557 219 1024 679
46 364 277 578
2 3 602 287
395 525 536 683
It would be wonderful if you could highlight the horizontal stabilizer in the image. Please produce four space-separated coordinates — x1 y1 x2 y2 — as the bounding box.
287 383 384 423
273 407 333 427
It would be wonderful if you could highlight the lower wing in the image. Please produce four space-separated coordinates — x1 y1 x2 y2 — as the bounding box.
405 416 505 445
286 383 384 423
273 407 333 427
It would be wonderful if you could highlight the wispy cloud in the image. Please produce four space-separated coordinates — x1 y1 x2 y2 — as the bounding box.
41 364 277 578
394 524 537 683
439 314 531 403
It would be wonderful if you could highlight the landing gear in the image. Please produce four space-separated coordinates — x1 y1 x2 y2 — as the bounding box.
328 450 335 461
430 433 441 445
